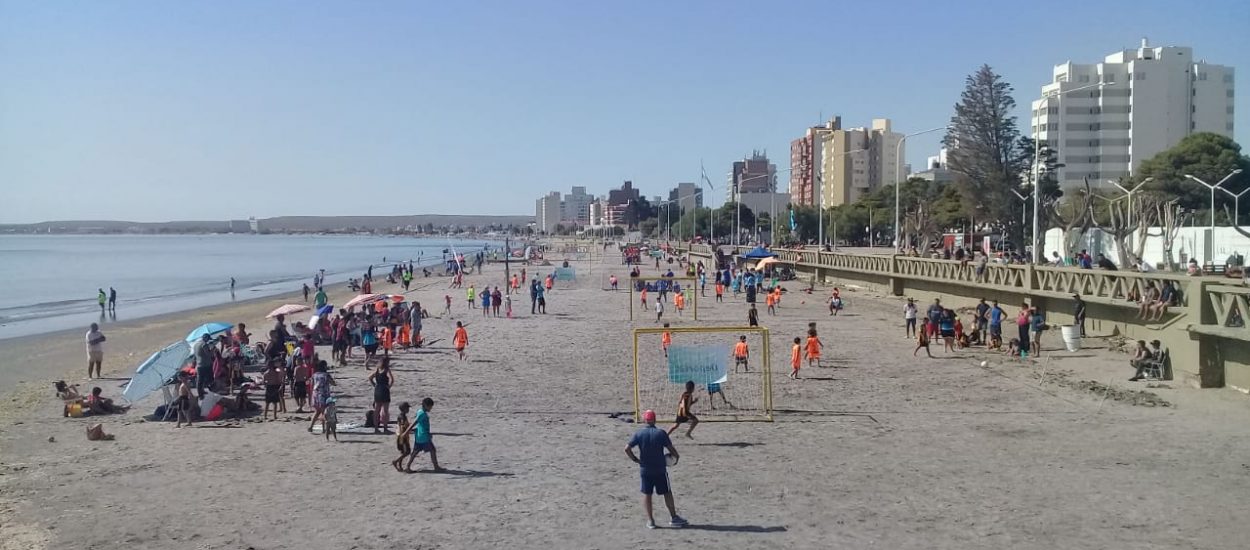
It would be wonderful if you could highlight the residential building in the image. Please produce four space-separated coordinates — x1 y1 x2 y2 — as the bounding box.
1031 39 1235 187
608 180 641 206
789 117 841 206
818 118 904 207
535 191 562 234
668 182 703 212
562 186 592 225
727 151 776 203
913 147 955 184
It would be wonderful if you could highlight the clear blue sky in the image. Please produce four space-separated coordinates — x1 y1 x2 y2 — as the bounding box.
1 0 1246 223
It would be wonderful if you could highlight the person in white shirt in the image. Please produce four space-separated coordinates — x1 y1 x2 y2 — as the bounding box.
86 323 106 379
1051 252 1064 267
903 298 918 338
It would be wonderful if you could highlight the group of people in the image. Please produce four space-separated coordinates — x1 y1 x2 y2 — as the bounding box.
909 297 1049 358
95 287 118 314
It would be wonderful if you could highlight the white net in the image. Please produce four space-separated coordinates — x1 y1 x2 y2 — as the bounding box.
632 327 772 422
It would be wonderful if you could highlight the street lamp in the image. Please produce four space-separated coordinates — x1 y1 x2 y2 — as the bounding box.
1032 80 1114 263
699 164 716 245
1185 170 1243 232
1010 189 1030 234
822 148 868 248
1107 176 1153 227
893 127 946 252
1218 185 1250 227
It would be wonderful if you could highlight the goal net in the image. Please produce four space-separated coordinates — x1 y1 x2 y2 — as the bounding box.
627 275 699 321
632 326 773 422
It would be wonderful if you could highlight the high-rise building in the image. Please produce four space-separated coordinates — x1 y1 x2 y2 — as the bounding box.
1031 39 1235 187
789 117 841 206
562 186 592 225
819 118 904 207
728 151 776 203
668 182 703 212
608 180 641 206
535 191 562 234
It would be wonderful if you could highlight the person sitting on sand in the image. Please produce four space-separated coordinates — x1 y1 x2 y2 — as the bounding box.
86 387 124 415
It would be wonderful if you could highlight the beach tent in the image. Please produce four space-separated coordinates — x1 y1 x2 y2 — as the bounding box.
754 256 781 268
185 322 233 344
742 246 777 259
122 340 192 403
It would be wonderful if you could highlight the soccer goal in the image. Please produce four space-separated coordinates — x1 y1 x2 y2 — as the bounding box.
632 326 773 423
628 275 699 321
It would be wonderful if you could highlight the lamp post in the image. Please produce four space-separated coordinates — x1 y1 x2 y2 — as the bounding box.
1218 185 1250 227
1185 170 1243 233
822 148 868 249
1010 189 1030 235
699 167 716 245
1032 80 1113 263
894 127 946 252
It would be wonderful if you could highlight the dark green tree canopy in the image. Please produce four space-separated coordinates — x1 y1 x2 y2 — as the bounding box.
1135 132 1249 212
943 65 1032 225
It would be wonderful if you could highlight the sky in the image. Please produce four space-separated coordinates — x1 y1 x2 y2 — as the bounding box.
1 0 1248 223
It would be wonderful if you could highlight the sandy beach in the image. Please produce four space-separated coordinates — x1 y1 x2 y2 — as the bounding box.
3 249 1250 549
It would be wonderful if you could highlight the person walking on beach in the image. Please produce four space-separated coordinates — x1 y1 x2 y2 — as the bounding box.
86 322 106 379
97 288 106 313
625 409 687 530
401 397 444 472
307 361 336 433
491 287 502 317
1072 294 1087 337
790 336 802 379
529 279 539 314
410 301 423 348
230 277 236 293
467 285 476 310
914 318 934 357
654 297 664 323
444 295 453 317
368 358 394 434
536 283 547 314
314 286 328 310
303 283 310 302
292 358 311 413
747 304 759 327
481 288 491 317
392 402 412 472
805 328 823 368
903 298 918 338
107 287 117 312
453 321 469 361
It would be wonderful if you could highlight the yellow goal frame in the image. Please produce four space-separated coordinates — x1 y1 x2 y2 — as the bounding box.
628 275 699 321
631 326 773 422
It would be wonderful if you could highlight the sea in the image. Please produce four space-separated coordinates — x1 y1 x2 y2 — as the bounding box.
0 234 493 340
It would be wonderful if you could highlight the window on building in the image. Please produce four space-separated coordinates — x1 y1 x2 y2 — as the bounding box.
1048 106 1059 115
1229 89 1235 98
1224 74 1234 83
1229 105 1236 115
1105 74 1114 83
1199 72 1208 81
1049 123 1059 131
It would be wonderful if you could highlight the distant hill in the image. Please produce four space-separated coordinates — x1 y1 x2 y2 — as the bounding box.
0 214 534 234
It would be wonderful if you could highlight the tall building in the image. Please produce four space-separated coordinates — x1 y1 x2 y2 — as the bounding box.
535 191 562 234
1031 39 1235 187
668 182 703 212
789 117 841 206
562 186 592 225
819 118 904 207
727 151 776 203
608 180 641 206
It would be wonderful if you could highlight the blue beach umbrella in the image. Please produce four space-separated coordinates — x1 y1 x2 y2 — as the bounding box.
185 322 233 343
316 304 334 316
122 340 192 403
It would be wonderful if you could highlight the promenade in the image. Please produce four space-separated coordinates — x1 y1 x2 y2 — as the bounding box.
2 249 1249 549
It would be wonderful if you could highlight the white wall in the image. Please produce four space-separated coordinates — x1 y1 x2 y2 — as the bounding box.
1044 226 1250 267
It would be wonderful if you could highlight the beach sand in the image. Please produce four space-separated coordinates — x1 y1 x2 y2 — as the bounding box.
3 249 1250 549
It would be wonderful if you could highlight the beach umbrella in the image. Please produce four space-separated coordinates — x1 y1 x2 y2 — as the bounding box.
315 304 334 316
755 257 780 268
387 294 406 303
122 340 192 403
742 246 776 259
267 304 310 318
185 322 233 343
343 293 387 310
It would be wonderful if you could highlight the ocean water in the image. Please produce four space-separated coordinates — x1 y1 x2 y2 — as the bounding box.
0 234 491 339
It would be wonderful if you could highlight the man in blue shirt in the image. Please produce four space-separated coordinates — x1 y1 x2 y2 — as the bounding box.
626 410 688 529
989 300 1005 345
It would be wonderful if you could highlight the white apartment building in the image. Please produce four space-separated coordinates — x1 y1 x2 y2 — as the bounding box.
562 186 592 225
535 191 562 234
1031 39 1235 188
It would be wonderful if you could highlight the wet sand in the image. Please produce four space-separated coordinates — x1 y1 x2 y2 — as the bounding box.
2 250 1250 549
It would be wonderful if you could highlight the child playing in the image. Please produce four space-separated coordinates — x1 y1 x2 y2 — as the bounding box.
262 360 285 420
443 295 453 317
655 298 664 323
790 336 802 379
715 282 724 303
766 291 776 316
504 295 512 318
914 319 933 357
175 372 194 428
661 323 672 358
805 329 823 368
674 292 685 317
707 382 732 409
392 402 412 472
323 397 338 441
747 304 759 327
453 321 468 361
402 397 444 472
733 335 749 372
640 287 649 309
667 381 699 438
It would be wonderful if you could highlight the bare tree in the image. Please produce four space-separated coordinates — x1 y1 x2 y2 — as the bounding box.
1043 178 1095 260
1156 200 1190 271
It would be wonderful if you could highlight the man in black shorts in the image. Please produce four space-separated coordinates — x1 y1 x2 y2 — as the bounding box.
262 361 284 420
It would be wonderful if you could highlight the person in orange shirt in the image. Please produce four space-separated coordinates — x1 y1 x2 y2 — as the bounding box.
733 335 749 372
790 336 802 379
544 275 553 291
714 282 724 303
661 323 672 358
773 287 783 308
453 321 468 361
765 292 776 316
805 328 823 368
380 325 394 358
673 292 685 317
398 322 411 349
640 287 649 309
